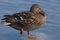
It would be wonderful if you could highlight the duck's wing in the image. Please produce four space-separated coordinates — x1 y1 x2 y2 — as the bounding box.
12 12 31 21
12 12 35 25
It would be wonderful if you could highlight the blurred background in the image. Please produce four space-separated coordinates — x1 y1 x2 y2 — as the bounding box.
0 0 60 40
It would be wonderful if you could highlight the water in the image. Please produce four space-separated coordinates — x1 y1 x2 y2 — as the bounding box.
0 0 60 40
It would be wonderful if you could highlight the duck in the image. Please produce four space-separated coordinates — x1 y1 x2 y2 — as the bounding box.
1 4 46 38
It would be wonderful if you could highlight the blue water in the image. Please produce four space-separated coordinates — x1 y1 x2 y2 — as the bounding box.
0 0 60 40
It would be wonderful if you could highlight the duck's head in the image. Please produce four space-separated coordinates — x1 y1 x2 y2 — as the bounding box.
30 4 42 13
30 4 46 16
1 15 16 26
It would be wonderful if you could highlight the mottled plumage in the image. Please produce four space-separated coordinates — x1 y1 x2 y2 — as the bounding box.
1 4 46 38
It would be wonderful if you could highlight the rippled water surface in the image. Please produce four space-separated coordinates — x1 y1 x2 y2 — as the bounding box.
0 0 60 40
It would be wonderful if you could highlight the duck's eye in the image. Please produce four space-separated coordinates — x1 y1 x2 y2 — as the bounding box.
15 16 23 20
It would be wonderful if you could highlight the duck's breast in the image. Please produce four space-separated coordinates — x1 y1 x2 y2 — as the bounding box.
23 13 46 31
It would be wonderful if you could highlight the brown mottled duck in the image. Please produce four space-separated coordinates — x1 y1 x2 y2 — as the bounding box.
1 4 46 38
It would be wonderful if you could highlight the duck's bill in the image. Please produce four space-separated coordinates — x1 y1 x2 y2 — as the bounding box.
1 21 11 25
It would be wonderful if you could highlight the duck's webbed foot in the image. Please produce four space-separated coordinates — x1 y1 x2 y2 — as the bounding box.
20 28 24 35
27 31 36 38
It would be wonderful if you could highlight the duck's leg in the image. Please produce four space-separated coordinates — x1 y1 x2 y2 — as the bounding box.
27 31 36 38
16 26 24 35
20 28 24 35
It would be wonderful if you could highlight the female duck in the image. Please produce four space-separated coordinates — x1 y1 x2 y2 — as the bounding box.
1 4 46 38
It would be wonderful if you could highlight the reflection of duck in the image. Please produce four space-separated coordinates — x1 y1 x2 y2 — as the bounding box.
1 4 46 38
